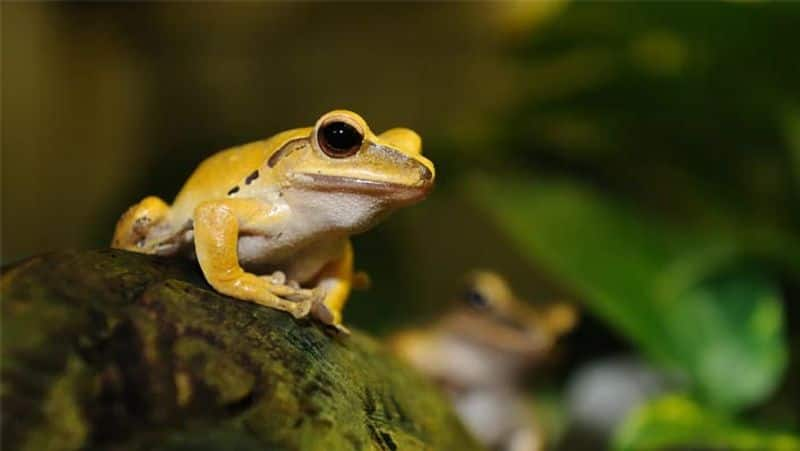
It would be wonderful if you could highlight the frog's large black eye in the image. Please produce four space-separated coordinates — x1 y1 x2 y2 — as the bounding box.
318 120 363 158
463 289 490 310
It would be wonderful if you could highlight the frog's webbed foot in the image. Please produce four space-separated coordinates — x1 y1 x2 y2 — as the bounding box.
265 271 301 289
193 200 319 320
286 297 313 319
261 273 347 333
311 296 335 324
313 301 351 335
259 273 313 302
309 288 351 335
267 270 287 285
220 274 313 319
246 274 313 318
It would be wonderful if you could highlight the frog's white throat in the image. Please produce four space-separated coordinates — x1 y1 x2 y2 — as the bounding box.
281 188 395 236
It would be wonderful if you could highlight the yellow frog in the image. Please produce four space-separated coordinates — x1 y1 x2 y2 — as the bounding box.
112 110 434 333
390 271 577 451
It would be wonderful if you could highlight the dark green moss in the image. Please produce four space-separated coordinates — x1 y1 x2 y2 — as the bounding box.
2 250 482 451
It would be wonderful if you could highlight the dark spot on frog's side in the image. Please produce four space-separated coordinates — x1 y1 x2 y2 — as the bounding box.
245 170 259 185
227 186 240 196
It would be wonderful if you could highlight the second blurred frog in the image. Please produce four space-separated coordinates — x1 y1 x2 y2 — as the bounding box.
390 271 578 451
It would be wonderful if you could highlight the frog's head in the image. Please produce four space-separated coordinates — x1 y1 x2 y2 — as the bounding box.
269 110 435 231
444 271 578 361
390 271 578 388
272 110 434 202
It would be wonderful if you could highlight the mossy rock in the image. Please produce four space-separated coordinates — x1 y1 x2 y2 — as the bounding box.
1 250 481 451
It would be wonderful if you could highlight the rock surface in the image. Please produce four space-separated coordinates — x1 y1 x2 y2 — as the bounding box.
1 250 481 451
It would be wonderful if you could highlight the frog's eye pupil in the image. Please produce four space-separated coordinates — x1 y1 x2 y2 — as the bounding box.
319 121 363 158
464 289 490 309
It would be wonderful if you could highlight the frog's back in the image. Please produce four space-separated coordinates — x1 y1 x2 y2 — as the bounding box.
169 127 311 223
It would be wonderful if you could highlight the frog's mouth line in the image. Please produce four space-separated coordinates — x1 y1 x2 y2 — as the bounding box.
293 173 433 203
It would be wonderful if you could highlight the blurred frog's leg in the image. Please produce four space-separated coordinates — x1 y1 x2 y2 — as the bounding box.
542 302 579 338
352 270 371 290
312 240 355 334
112 196 170 252
193 199 313 319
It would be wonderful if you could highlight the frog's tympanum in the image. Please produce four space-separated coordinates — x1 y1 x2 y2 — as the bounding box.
390 271 577 451
112 110 434 333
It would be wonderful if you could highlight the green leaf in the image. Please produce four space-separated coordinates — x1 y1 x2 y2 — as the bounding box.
784 108 800 191
470 176 788 411
664 269 787 409
613 394 800 451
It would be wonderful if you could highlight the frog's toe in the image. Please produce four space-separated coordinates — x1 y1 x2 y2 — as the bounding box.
290 299 313 319
311 300 335 325
327 323 351 336
265 282 312 301
310 295 349 335
268 270 287 285
283 288 314 302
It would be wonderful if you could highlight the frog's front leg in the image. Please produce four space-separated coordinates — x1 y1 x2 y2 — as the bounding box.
310 240 355 334
193 199 313 319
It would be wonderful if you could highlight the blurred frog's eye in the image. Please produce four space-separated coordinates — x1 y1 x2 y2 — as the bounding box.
463 289 491 310
318 120 363 158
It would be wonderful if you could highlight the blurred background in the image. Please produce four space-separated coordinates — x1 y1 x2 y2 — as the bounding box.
2 2 799 450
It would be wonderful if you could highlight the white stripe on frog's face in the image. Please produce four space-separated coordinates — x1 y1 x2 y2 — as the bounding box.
289 172 431 205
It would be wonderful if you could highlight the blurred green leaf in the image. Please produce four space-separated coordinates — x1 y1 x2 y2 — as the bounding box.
784 109 800 191
613 394 800 451
489 2 800 233
665 269 787 410
470 176 789 411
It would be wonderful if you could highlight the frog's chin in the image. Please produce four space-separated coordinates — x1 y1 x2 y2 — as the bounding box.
292 173 432 205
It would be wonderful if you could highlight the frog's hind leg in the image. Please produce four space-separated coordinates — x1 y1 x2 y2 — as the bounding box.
193 199 314 319
311 240 355 335
112 196 171 252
